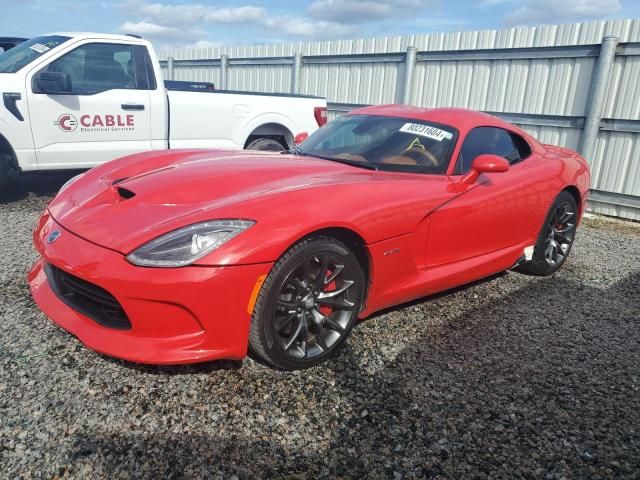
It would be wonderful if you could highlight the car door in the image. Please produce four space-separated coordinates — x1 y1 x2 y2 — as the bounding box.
26 41 153 169
426 126 548 267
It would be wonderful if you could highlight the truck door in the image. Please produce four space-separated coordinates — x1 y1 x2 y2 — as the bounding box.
26 41 153 169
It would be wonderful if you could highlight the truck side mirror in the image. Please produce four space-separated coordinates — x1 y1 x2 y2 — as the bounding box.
33 71 72 95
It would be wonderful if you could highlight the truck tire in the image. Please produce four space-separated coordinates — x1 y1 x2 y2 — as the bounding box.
246 137 286 152
0 154 7 196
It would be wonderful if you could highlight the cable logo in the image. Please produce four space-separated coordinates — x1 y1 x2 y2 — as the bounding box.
54 114 78 132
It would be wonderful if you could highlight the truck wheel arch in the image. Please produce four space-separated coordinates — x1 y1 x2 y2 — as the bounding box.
244 122 293 151
240 113 297 151
0 133 18 174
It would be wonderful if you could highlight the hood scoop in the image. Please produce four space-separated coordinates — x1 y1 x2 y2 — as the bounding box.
116 186 136 199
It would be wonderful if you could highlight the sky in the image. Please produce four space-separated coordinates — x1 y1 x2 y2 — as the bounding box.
1 0 638 51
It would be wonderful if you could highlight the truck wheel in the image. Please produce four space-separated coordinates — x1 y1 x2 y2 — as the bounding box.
246 137 286 152
0 154 7 195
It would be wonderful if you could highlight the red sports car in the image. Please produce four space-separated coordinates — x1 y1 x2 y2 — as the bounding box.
29 106 590 370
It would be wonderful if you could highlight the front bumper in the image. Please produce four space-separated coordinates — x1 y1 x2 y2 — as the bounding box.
28 210 273 364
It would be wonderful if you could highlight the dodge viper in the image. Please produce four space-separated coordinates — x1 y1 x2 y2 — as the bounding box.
29 106 590 370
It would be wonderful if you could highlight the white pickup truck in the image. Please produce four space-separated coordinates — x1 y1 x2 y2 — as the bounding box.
0 33 327 192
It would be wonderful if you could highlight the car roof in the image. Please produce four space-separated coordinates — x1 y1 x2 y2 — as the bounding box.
350 105 518 133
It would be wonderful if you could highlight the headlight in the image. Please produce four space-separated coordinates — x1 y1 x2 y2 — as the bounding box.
126 219 255 267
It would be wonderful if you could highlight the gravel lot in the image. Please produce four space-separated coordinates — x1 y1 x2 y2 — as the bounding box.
1 172 639 479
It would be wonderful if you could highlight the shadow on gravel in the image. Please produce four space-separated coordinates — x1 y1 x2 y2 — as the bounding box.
67 431 303 479
61 271 639 478
0 170 84 204
321 270 640 478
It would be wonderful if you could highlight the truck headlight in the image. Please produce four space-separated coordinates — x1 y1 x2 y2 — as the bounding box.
126 219 255 267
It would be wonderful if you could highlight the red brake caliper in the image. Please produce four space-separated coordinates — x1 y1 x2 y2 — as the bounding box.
319 270 335 316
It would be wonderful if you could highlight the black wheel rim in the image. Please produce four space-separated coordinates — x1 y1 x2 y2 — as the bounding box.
544 200 576 266
271 253 358 360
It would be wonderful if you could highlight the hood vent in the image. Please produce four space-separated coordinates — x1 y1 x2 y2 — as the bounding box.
116 187 136 199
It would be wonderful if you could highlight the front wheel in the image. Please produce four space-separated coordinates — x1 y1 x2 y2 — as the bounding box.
520 191 578 276
248 236 365 370
0 154 7 196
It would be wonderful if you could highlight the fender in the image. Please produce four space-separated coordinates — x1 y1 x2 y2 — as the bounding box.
0 73 34 170
0 133 18 173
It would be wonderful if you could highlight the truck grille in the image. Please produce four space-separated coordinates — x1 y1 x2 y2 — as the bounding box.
44 263 131 330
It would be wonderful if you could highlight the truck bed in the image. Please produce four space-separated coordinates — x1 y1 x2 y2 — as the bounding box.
164 80 323 99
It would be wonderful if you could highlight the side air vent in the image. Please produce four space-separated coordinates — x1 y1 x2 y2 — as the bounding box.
117 187 136 199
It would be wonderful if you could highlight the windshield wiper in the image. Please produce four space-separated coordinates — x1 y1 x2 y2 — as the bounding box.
303 153 378 171
286 144 305 155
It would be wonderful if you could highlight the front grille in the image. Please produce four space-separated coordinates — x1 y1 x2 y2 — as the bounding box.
44 263 131 330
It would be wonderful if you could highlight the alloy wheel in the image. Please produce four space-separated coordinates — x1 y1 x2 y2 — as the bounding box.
271 253 358 359
544 200 576 266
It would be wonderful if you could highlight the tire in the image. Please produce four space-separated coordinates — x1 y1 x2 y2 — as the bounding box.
0 154 7 196
519 191 578 276
246 137 286 152
249 236 365 370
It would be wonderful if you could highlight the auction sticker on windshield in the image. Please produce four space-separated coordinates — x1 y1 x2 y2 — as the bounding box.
399 123 452 141
29 43 50 54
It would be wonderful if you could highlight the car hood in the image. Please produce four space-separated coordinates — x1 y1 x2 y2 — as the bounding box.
49 150 408 254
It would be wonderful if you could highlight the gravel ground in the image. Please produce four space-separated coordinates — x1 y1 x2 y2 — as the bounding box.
1 172 639 479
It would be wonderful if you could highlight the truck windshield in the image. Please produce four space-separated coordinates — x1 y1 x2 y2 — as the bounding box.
0 35 70 73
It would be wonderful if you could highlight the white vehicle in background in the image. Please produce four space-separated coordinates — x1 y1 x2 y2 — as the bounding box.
0 33 327 193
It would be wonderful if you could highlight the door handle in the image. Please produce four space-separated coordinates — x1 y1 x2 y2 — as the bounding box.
121 103 145 111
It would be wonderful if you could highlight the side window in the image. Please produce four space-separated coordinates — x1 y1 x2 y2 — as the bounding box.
510 131 532 160
46 43 148 94
455 127 527 174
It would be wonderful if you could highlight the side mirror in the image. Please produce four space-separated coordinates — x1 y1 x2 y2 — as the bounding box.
294 132 309 145
33 71 72 94
461 154 509 185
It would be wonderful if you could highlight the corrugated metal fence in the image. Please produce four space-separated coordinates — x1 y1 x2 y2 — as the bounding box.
159 20 640 221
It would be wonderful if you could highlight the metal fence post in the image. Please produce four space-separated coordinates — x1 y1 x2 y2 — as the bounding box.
579 35 618 160
291 52 302 94
167 57 174 80
220 54 229 90
401 46 418 105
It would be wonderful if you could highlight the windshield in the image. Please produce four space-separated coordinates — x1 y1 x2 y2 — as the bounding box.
297 114 458 174
0 35 70 73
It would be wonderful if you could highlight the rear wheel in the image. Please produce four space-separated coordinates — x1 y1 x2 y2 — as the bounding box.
246 137 286 152
249 236 365 370
520 191 578 276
